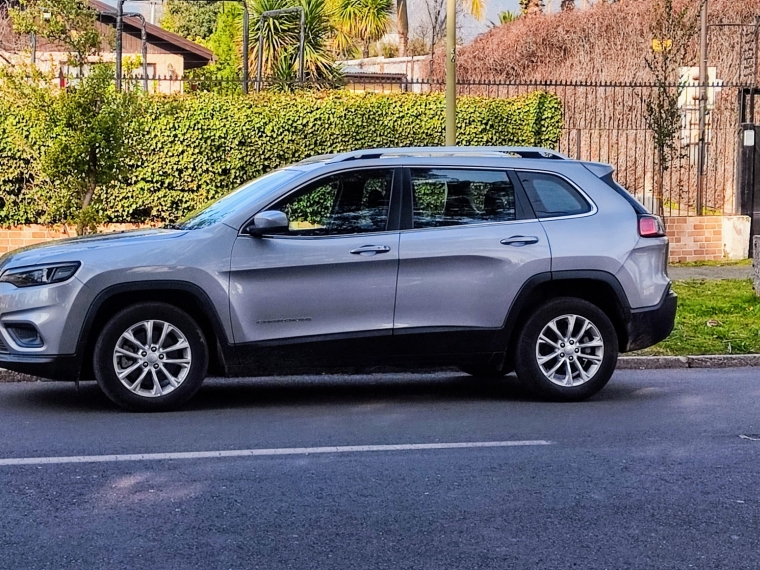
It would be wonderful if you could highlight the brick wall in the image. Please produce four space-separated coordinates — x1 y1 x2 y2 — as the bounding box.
0 218 748 263
0 224 157 255
665 216 724 263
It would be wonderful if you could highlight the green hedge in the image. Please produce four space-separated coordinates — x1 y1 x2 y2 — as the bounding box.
0 90 563 224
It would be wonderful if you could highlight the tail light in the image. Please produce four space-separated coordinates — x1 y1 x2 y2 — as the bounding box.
638 215 666 238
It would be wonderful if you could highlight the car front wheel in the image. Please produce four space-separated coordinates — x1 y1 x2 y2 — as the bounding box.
514 297 618 401
93 302 209 412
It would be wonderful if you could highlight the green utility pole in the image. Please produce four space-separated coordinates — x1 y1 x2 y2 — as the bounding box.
445 0 456 145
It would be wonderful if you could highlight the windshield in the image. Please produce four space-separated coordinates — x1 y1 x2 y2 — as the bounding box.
173 169 301 230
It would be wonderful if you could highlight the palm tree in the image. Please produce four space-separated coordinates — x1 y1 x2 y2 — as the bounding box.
467 0 485 20
247 0 338 82
333 0 393 58
396 0 407 56
497 10 520 23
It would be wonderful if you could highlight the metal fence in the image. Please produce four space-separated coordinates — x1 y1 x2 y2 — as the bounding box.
93 74 749 217
344 78 744 217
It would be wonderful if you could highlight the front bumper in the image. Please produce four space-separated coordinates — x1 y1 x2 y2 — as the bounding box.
0 353 79 380
623 287 678 352
0 276 93 381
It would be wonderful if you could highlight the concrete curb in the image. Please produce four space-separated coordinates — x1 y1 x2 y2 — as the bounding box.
616 354 760 369
1 354 759 382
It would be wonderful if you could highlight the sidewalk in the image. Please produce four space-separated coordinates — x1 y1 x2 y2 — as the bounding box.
668 264 752 281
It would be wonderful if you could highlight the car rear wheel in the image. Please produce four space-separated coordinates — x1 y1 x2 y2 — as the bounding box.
514 297 618 401
93 302 208 412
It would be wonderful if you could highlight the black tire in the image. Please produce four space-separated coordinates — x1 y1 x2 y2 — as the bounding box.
514 297 618 402
93 302 209 412
457 363 508 378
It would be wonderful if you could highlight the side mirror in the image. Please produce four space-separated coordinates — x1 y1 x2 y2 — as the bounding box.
245 210 289 237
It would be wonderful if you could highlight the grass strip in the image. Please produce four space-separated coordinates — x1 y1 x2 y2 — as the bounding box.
635 279 760 356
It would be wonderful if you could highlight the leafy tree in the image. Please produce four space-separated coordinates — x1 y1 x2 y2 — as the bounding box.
643 0 703 215
405 36 427 56
10 0 103 68
378 40 397 57
0 64 141 233
332 0 393 58
161 0 221 41
188 2 243 92
560 0 574 12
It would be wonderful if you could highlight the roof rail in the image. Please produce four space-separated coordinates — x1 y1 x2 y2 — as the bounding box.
325 146 567 163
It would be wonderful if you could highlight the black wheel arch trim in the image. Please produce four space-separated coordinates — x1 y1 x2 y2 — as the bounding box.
492 269 635 355
75 280 234 378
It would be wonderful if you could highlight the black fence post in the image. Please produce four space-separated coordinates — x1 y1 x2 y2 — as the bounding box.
739 123 760 255
738 124 755 217
752 125 760 254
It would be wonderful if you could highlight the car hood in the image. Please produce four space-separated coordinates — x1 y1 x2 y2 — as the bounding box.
0 229 188 270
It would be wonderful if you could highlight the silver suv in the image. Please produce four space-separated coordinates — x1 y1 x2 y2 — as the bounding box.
0 147 676 411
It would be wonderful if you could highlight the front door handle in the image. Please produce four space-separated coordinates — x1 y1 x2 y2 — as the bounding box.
350 245 391 255
500 235 540 247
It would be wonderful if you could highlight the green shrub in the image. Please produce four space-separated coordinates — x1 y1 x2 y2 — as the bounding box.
0 90 562 224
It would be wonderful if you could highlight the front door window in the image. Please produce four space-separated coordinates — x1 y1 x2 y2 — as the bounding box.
272 169 394 235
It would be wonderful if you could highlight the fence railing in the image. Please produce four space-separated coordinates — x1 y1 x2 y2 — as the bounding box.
69 74 748 217
342 78 743 217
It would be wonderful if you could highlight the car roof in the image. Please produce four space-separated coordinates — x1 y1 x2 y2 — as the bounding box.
284 147 593 178
293 146 567 166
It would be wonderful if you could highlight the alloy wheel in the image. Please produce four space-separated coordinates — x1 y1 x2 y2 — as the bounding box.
535 314 604 387
112 320 192 398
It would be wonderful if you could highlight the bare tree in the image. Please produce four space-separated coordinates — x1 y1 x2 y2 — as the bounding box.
0 0 28 64
643 0 704 215
412 0 463 76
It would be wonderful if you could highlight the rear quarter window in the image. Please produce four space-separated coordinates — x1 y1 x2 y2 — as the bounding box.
517 172 591 218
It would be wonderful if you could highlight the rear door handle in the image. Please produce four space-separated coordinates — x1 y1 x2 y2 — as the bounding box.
500 235 540 246
350 245 391 255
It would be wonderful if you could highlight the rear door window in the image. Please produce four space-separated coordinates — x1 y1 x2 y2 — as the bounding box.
517 172 591 218
410 169 516 229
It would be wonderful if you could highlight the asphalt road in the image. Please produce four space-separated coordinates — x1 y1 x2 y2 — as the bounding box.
0 368 759 570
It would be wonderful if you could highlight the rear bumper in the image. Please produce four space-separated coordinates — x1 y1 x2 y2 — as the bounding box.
623 287 678 352
0 353 79 381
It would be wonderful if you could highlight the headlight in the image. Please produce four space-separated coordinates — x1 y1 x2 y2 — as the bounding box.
0 262 81 288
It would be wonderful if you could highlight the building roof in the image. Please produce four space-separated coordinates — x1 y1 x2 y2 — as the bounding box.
89 0 213 69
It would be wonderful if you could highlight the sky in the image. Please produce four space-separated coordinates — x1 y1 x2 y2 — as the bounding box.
107 0 532 45
411 0 522 41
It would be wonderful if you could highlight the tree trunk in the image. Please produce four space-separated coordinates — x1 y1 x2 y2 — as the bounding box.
82 146 97 209
654 148 665 217
396 0 408 57
362 42 370 59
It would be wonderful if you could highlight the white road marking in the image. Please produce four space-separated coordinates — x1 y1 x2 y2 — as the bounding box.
0 440 553 466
